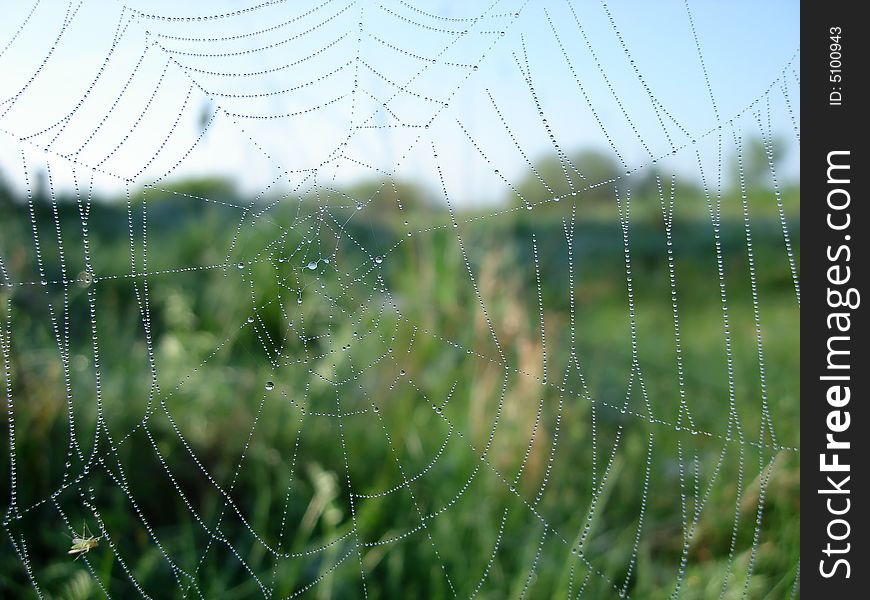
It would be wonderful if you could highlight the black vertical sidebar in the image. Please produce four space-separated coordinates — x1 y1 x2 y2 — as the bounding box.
802 3 867 598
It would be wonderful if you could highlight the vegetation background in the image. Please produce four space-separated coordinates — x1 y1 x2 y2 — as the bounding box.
1 145 799 598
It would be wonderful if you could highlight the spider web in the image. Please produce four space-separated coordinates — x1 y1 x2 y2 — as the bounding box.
0 1 799 598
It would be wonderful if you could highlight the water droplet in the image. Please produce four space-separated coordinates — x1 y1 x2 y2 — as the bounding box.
237 262 245 269
307 261 318 270
400 369 406 376
247 316 254 324
356 202 364 210
374 256 383 264
472 65 478 71
265 381 274 391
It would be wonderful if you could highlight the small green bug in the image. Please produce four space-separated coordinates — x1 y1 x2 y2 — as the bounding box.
67 523 100 559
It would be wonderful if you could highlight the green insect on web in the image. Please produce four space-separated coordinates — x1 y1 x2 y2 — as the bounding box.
67 523 100 559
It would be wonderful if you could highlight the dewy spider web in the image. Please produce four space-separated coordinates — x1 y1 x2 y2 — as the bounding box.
0 0 799 598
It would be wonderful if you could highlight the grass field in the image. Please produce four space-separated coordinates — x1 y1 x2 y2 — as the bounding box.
1 180 799 598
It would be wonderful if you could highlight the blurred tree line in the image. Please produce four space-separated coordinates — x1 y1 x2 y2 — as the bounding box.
0 135 794 219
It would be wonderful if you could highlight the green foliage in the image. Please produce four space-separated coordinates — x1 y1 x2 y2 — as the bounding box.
0 158 799 598
514 149 623 206
338 178 437 216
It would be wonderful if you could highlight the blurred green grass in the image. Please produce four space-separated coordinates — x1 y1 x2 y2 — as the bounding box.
0 178 799 598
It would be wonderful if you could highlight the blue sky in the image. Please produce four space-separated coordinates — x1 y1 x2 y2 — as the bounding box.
0 0 799 203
